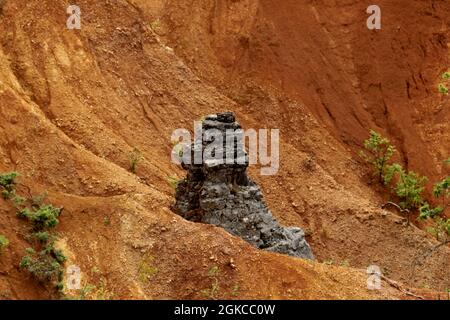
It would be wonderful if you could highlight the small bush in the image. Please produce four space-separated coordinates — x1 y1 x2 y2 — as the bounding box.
438 83 449 95
439 71 450 94
360 130 396 183
1 171 67 292
384 164 427 210
420 211 450 242
129 147 143 174
20 243 66 287
0 172 18 199
18 205 61 230
418 158 449 243
20 250 63 284
0 234 9 253
419 203 443 220
30 231 51 244
433 177 450 199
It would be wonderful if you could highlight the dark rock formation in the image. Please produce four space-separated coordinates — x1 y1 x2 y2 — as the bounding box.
174 112 314 259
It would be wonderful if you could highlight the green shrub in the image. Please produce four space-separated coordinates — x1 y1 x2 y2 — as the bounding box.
12 195 25 207
30 231 51 244
418 158 449 243
0 172 18 199
360 130 396 183
439 83 449 94
439 71 450 94
20 250 63 284
384 164 427 210
419 203 443 220
433 177 450 199
0 171 67 292
20 243 66 287
0 234 9 253
18 205 61 230
424 216 450 242
53 248 67 264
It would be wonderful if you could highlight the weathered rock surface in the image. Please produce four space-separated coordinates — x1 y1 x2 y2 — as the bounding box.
174 112 314 259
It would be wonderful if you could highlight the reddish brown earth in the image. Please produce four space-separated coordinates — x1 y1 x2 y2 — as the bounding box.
0 0 448 300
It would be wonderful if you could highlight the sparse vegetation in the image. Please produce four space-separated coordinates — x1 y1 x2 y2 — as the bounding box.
149 19 162 33
0 171 67 291
17 205 62 230
439 71 450 95
0 234 9 253
419 159 450 243
129 147 144 174
201 266 221 299
360 130 396 183
20 244 66 286
340 259 351 267
384 164 427 210
360 131 447 229
168 175 180 190
29 231 51 244
0 171 18 200
138 254 158 282
438 83 449 95
230 283 241 297
65 278 113 300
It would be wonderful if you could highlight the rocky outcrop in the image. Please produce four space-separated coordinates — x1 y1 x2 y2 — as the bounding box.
174 112 314 259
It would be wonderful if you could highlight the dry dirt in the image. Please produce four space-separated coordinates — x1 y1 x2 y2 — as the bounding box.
0 0 448 300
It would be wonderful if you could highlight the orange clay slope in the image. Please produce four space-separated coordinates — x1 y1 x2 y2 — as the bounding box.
0 0 448 299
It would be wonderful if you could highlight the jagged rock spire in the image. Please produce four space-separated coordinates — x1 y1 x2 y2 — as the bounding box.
174 112 314 259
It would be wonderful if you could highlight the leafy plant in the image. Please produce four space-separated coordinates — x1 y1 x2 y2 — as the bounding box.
20 245 65 286
384 164 427 210
419 203 443 220
17 205 62 230
0 172 18 199
0 234 9 253
418 158 449 243
429 217 450 242
433 177 450 202
421 209 450 243
360 130 396 183
129 147 144 174
0 171 67 292
438 83 449 95
30 231 51 244
439 71 450 94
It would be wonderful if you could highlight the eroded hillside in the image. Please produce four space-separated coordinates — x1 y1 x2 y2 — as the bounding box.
0 0 448 299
